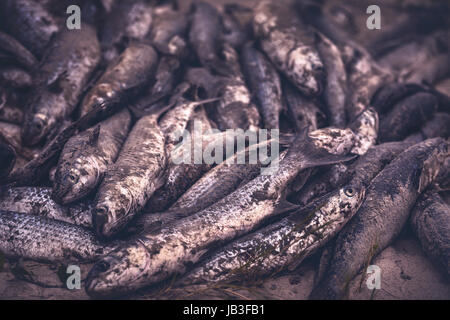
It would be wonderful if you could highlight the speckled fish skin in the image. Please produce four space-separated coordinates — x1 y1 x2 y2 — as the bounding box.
410 188 450 278
241 42 282 129
316 32 347 128
282 80 324 132
371 83 425 115
379 92 438 142
310 138 449 300
53 109 132 205
21 25 101 146
253 1 325 97
0 211 115 263
93 112 167 239
189 2 227 75
0 66 32 89
0 187 92 228
149 5 188 58
0 0 59 58
0 30 37 70
85 130 357 297
179 185 365 286
80 44 158 118
0 134 16 180
349 107 379 156
100 0 153 63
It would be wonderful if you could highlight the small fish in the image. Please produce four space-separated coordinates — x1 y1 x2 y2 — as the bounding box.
53 109 132 205
0 66 32 89
0 211 116 263
410 187 450 279
149 5 188 58
0 121 39 160
0 187 92 228
405 112 450 143
0 134 16 180
253 1 325 96
241 42 283 129
93 106 169 238
310 138 449 300
316 31 347 128
21 25 101 146
0 0 59 58
0 90 23 124
371 83 425 115
100 0 153 63
220 7 249 49
379 92 438 142
282 80 325 132
85 129 356 297
0 30 38 70
80 43 158 119
178 184 365 286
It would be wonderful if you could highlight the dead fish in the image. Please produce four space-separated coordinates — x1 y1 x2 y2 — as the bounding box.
100 0 153 63
80 43 158 119
178 184 365 286
0 90 23 124
0 66 32 89
349 107 379 156
52 109 132 205
21 25 101 146
405 112 450 143
149 5 188 58
253 0 325 96
189 1 228 75
316 32 348 128
0 121 38 160
85 130 356 297
282 80 325 132
0 187 92 228
147 56 182 107
93 106 169 238
310 138 449 300
371 83 425 115
241 42 283 129
220 7 249 49
410 187 450 278
0 211 116 263
0 0 59 58
0 134 16 180
379 92 438 142
0 30 38 70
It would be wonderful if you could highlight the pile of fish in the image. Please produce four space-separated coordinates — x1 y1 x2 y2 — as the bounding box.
0 0 449 299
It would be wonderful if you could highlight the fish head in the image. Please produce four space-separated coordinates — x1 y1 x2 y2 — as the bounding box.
337 184 366 219
53 156 102 205
418 138 450 193
94 183 134 238
85 242 152 298
21 112 53 146
350 107 379 155
309 128 355 155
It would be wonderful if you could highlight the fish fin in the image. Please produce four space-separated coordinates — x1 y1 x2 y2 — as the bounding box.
273 200 301 216
88 125 101 147
287 190 337 225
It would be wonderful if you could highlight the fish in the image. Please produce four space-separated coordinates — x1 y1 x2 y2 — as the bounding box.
149 5 188 58
241 42 283 129
0 0 59 58
0 187 92 228
100 0 153 63
147 56 182 107
52 109 132 205
315 31 347 128
0 90 23 125
0 134 16 180
410 187 450 279
349 107 379 156
178 184 365 286
253 0 325 96
0 30 38 70
379 92 438 142
189 1 228 75
80 43 158 119
371 83 425 115
0 211 116 263
220 6 249 49
85 129 356 297
21 25 101 146
93 106 170 238
0 66 32 89
310 138 449 300
405 112 450 143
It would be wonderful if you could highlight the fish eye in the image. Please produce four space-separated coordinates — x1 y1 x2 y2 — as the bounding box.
68 173 79 183
344 187 355 197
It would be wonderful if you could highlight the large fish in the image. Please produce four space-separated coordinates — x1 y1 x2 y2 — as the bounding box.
253 0 325 96
178 184 365 286
410 187 450 279
310 138 449 299
21 25 101 146
52 109 132 205
241 42 282 129
85 130 356 297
